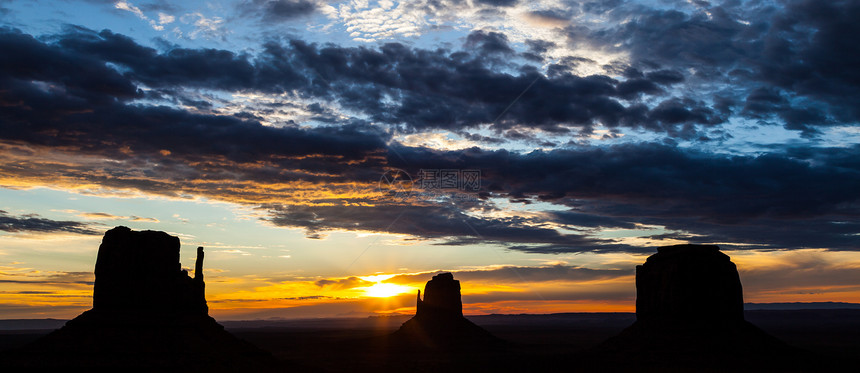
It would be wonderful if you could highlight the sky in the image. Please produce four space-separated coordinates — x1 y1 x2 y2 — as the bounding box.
1 0 859 320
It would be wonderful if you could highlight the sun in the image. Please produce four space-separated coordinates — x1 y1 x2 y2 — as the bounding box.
362 282 413 298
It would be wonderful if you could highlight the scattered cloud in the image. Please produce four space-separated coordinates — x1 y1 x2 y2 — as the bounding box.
72 211 159 223
180 12 229 40
114 0 169 31
0 269 94 285
0 211 99 236
332 0 426 42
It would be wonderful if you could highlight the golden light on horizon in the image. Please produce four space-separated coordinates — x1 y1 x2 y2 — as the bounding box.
360 282 415 298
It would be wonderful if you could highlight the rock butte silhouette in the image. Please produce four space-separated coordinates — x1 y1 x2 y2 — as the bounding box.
393 272 502 348
6 226 277 371
596 244 796 367
93 226 208 314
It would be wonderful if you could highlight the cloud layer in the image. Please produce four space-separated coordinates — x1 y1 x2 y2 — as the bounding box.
1 0 859 254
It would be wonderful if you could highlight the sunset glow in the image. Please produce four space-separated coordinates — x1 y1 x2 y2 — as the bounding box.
361 283 416 298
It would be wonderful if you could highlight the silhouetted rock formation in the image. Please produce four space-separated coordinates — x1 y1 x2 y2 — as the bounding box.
595 244 798 370
636 244 744 324
4 226 278 371
94 226 208 314
416 272 464 318
394 272 501 349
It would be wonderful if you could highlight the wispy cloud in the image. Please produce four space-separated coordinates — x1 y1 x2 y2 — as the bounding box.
114 1 171 31
0 211 99 236
180 12 229 40
68 211 159 223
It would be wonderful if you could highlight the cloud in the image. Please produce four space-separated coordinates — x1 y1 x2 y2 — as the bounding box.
16 16 857 140
332 0 429 42
0 270 94 285
157 12 175 25
0 27 389 177
74 212 158 222
563 0 860 136
114 0 168 31
263 141 859 253
114 1 145 19
464 30 515 55
238 0 317 22
266 203 627 251
263 39 720 136
733 250 860 301
0 211 99 235
180 12 228 40
97 1 860 138
314 276 373 290
475 0 518 7
1 24 859 254
214 249 252 256
389 143 860 220
522 8 575 28
386 265 630 285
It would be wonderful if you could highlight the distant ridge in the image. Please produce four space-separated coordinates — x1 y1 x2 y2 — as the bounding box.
745 302 860 310
3 302 860 330
0 319 68 331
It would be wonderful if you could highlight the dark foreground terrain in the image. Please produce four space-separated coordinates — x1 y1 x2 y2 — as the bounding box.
2 310 858 372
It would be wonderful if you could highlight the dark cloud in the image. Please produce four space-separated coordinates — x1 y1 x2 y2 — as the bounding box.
267 203 622 251
3 25 729 137
645 217 860 252
548 211 637 230
475 0 518 7
1 17 859 255
238 0 317 22
388 143 860 221
378 142 860 251
567 0 860 135
464 30 515 55
521 39 556 61
386 265 630 285
55 27 262 91
7 1 860 140
754 0 860 123
582 0 624 15
615 78 662 99
528 8 577 23
0 211 99 235
645 69 684 85
266 137 860 252
0 28 389 185
2 21 857 252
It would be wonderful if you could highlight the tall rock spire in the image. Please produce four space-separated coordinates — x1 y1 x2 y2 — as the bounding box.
195 246 205 282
